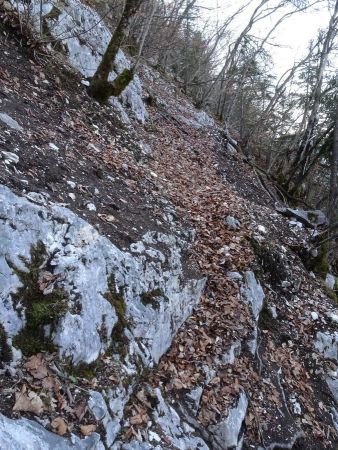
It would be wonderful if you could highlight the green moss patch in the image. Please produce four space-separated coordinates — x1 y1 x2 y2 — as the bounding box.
104 274 129 357
0 324 12 363
8 241 68 356
140 288 165 311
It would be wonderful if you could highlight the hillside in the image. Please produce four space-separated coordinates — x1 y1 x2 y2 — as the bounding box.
0 1 338 449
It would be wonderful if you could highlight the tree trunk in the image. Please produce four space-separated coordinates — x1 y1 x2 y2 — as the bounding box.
285 0 338 189
88 0 143 103
328 98 338 225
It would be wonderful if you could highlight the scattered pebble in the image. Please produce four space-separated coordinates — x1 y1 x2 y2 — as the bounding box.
226 215 240 230
86 202 96 211
311 311 319 321
0 112 23 131
1 151 19 164
67 181 76 189
49 143 59 151
257 225 267 234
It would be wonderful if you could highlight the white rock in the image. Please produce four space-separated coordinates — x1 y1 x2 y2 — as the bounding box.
0 113 23 131
208 391 248 450
68 193 76 201
241 271 265 320
81 79 90 86
288 220 303 228
315 332 338 361
227 271 243 281
19 0 148 123
0 184 204 368
0 412 104 449
152 388 209 449
257 225 267 234
327 312 338 324
226 215 240 230
326 273 336 290
1 151 19 164
48 143 59 151
311 311 319 321
66 181 76 189
86 202 96 211
268 305 278 319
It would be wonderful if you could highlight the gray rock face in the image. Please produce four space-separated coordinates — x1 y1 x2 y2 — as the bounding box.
0 184 204 367
241 271 265 321
315 331 338 361
0 112 23 131
276 206 327 228
176 111 214 129
208 391 248 450
326 376 338 404
151 388 209 450
326 273 336 290
1 150 19 164
0 413 104 450
13 0 148 123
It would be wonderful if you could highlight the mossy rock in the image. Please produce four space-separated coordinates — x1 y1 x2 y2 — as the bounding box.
104 274 129 358
140 288 165 311
302 242 329 279
0 324 12 363
8 241 68 357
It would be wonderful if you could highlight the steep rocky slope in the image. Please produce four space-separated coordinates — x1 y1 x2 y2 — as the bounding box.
0 1 338 449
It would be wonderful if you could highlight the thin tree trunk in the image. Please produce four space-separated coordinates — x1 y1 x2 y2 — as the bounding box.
328 98 338 225
89 0 143 103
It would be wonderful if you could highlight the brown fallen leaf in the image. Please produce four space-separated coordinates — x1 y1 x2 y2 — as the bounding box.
51 417 68 436
74 401 88 421
24 354 48 380
13 386 44 415
80 424 97 436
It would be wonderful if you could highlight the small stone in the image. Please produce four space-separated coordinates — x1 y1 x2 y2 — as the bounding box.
325 273 335 290
94 188 99 195
69 193 76 201
226 215 240 230
48 143 59 151
67 181 76 189
268 305 278 319
81 79 90 86
121 163 129 172
0 113 23 131
290 397 302 415
1 151 19 164
227 272 243 281
86 202 96 211
223 245 230 255
311 311 319 321
257 225 267 234
148 431 161 443
88 143 101 153
288 220 303 228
